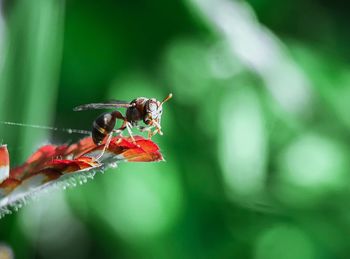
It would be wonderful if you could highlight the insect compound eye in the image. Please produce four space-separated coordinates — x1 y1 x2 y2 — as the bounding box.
148 102 158 112
149 103 157 111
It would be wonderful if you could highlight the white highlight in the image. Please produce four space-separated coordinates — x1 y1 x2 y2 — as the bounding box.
0 166 9 184
189 0 313 114
280 134 346 188
219 87 267 197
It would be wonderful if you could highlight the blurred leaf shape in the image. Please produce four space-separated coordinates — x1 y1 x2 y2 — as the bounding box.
19 192 90 259
96 163 184 241
0 136 163 218
0 0 65 163
163 38 214 103
291 43 350 129
219 86 268 200
188 0 313 115
254 224 315 259
275 133 348 208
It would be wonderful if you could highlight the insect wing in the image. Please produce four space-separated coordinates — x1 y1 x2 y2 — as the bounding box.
73 100 132 111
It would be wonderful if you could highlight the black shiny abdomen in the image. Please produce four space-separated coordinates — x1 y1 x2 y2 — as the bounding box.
92 112 116 145
92 127 106 145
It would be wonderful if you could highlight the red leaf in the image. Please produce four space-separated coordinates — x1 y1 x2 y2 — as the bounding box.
0 136 163 217
0 145 9 184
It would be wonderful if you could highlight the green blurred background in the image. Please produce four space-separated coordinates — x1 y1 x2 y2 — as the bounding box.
1 0 350 258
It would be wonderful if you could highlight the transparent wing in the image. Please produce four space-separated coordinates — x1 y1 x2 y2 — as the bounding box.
73 100 133 111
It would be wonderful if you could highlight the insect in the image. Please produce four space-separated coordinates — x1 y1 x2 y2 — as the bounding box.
73 93 173 159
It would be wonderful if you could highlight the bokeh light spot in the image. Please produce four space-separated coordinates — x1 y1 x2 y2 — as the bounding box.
219 86 268 199
97 163 183 241
0 243 14 259
163 39 213 103
19 192 89 259
276 134 348 207
255 224 315 259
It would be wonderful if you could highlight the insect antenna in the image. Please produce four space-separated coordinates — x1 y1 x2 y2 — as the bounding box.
159 93 173 107
160 93 173 106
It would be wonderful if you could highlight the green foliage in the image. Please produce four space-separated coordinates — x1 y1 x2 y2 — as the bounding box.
1 0 350 258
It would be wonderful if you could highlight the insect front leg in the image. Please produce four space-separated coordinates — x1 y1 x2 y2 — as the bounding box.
137 125 155 139
151 120 163 137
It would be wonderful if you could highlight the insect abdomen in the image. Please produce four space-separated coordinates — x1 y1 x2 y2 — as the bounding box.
92 113 116 145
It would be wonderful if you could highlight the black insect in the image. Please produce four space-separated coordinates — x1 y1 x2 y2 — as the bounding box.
73 93 172 158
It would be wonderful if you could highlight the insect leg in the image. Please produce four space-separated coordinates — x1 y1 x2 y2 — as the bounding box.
111 111 137 144
125 122 136 143
138 125 154 132
152 120 163 136
137 125 155 139
113 128 123 135
94 124 128 161
94 111 127 160
113 128 124 144
94 131 113 161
